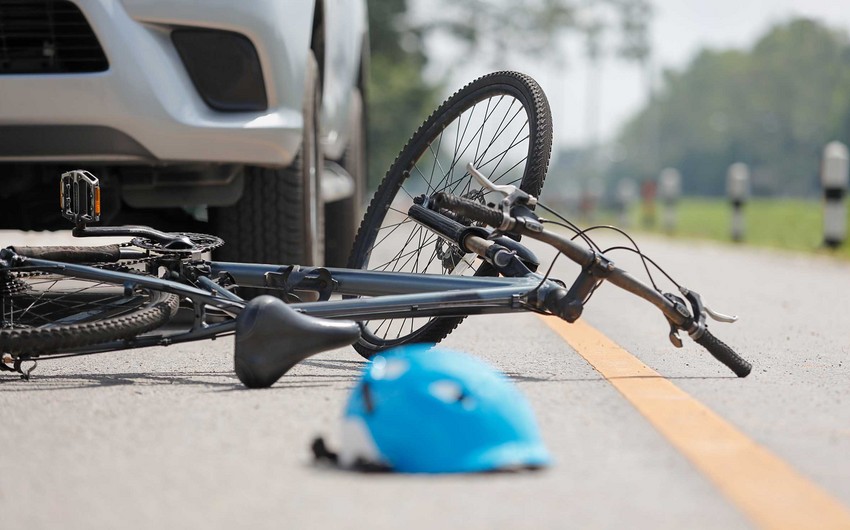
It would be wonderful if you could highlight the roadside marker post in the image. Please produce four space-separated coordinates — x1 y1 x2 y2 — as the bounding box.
658 168 681 234
616 178 637 227
821 141 849 248
640 179 657 228
580 179 604 223
726 163 750 242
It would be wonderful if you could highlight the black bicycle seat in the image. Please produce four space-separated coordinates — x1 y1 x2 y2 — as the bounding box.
234 295 361 388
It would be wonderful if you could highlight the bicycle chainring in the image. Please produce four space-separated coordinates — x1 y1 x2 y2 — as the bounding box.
131 232 224 255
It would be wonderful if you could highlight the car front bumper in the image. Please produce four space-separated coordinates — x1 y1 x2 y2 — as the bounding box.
0 0 314 167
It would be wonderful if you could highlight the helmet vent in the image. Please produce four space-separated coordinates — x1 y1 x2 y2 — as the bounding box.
429 380 477 409
361 383 375 413
370 357 409 380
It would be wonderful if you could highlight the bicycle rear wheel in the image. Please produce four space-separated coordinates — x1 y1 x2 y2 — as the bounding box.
1 269 179 356
348 71 552 357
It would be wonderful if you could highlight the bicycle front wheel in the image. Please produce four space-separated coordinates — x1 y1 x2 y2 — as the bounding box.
1 269 179 356
348 71 552 357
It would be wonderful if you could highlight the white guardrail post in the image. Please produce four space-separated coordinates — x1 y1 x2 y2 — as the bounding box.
640 179 657 228
658 168 681 234
821 141 849 248
726 163 750 242
616 178 637 227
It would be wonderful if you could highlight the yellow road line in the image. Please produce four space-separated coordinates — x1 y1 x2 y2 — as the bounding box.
540 315 850 530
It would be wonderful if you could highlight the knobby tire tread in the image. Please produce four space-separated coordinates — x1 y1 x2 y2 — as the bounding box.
1 288 179 355
212 52 321 272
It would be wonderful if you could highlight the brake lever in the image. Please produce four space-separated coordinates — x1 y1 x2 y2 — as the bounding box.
467 163 538 208
467 163 515 196
662 288 737 347
704 304 738 324
680 287 738 324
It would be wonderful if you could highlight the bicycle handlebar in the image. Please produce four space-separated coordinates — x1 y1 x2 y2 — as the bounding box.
432 192 752 378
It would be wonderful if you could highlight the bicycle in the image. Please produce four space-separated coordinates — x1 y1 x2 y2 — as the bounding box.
0 71 751 386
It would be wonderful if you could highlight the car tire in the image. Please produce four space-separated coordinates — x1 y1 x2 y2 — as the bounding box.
211 51 324 268
324 85 366 267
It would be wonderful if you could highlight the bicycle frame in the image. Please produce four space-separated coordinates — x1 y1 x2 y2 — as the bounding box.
11 256 562 356
0 72 751 383
1 169 750 380
3 199 751 381
213 262 548 318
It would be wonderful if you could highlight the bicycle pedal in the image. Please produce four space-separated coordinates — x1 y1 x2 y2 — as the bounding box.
60 170 101 225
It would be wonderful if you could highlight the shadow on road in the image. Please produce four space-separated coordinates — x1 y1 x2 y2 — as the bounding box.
0 370 240 391
0 366 364 392
0 360 737 392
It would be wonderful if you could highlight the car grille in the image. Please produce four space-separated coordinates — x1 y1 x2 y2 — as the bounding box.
0 0 108 74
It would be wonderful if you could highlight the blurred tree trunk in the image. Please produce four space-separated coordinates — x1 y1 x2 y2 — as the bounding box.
367 0 440 188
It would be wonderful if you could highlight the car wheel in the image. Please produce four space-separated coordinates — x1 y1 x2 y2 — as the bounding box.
324 85 366 267
211 51 324 268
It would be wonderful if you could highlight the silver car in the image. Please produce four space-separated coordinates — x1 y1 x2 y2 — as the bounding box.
0 0 369 266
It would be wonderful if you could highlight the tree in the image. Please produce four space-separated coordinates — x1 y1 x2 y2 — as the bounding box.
610 18 850 197
365 0 654 190
367 0 441 187
419 0 652 68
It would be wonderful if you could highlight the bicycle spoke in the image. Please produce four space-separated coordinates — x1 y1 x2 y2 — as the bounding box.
416 97 506 197
372 217 415 253
416 98 528 204
372 226 439 272
2 275 149 330
379 94 533 280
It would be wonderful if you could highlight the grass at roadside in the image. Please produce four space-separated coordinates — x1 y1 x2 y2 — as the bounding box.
632 198 850 259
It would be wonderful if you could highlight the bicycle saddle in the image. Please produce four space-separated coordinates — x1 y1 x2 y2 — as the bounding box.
234 295 361 388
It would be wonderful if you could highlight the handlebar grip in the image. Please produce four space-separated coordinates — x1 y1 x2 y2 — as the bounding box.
694 330 751 377
408 204 465 242
433 193 504 228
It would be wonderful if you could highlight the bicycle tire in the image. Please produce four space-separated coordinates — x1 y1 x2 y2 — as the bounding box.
211 51 323 283
1 269 179 356
348 71 552 357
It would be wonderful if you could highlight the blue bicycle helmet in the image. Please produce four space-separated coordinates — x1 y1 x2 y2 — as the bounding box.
313 344 551 473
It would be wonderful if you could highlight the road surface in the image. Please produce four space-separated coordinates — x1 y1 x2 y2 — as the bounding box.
1 229 849 529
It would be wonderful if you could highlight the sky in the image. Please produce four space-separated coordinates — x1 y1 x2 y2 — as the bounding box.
418 0 850 149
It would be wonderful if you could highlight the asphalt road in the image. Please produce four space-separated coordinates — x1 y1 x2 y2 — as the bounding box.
1 228 849 529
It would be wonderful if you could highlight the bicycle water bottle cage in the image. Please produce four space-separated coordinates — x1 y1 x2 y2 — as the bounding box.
60 170 101 226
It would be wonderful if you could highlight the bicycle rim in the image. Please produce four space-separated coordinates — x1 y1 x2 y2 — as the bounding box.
348 71 552 357
0 270 179 356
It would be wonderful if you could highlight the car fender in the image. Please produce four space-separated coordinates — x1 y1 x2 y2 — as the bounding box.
319 0 368 160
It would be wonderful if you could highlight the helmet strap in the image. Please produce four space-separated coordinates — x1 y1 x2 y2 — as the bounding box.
311 436 392 473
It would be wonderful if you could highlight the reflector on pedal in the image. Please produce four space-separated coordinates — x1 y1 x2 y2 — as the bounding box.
60 170 101 225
